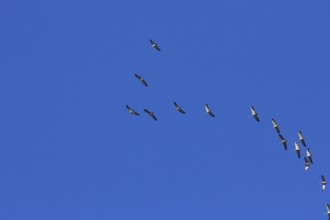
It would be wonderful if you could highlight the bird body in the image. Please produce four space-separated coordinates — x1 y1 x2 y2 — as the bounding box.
326 204 330 220
144 108 157 121
251 106 260 122
134 74 148 87
205 104 215 117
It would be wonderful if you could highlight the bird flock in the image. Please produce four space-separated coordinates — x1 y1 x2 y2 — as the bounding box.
126 39 329 219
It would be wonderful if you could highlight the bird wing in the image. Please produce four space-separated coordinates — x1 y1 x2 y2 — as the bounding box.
254 115 260 122
205 104 209 112
279 134 285 141
178 109 186 114
144 109 151 114
126 105 132 111
134 74 142 80
272 119 277 126
209 111 215 117
141 79 148 87
296 149 301 159
283 141 287 150
251 106 256 114
155 45 161 51
275 126 280 134
150 39 155 45
174 102 179 108
151 113 157 121
322 175 326 182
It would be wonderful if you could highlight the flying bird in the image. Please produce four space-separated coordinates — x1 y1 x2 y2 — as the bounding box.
271 118 280 133
144 108 157 121
134 74 148 87
205 104 215 117
304 157 310 171
278 134 287 150
126 105 140 115
250 106 260 122
173 101 186 114
149 39 161 51
326 204 330 220
306 148 313 164
298 130 306 147
295 141 301 159
321 175 327 191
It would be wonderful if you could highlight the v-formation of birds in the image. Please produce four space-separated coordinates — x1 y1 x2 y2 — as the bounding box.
128 39 329 218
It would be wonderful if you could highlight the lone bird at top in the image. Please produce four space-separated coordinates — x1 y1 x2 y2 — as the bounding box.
321 175 327 191
304 157 310 171
298 130 306 147
295 141 301 159
250 106 260 122
271 118 280 133
306 148 313 164
149 39 161 51
278 134 287 150
126 105 140 116
326 204 330 220
173 101 186 114
134 74 148 87
144 108 157 121
205 104 215 117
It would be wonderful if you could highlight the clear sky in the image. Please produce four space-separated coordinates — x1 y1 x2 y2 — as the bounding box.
1 0 330 219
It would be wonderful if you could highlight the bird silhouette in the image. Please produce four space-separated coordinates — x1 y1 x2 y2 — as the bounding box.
174 101 186 114
134 74 148 87
144 108 157 121
149 39 161 51
126 105 140 115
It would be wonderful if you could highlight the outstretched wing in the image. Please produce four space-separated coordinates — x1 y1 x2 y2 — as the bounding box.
149 39 155 45
209 111 215 117
296 149 301 159
254 114 260 122
151 114 157 121
144 109 151 115
141 79 148 87
322 175 326 182
134 74 142 80
154 45 161 51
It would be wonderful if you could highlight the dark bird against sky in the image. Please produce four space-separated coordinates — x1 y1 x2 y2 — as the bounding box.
174 101 186 114
134 74 148 87
144 108 157 121
126 105 140 115
149 39 161 51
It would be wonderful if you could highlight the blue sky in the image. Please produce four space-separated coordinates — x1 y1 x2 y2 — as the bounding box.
1 0 330 219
